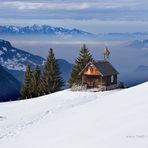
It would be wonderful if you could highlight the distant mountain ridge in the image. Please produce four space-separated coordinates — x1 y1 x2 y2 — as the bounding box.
0 24 91 36
127 39 148 48
1 25 148 41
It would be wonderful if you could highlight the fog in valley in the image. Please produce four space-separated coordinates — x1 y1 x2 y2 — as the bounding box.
1 34 148 86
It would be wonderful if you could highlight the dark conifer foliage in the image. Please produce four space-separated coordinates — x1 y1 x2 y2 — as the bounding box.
42 48 65 93
21 48 65 99
21 64 33 99
68 44 93 87
32 64 43 97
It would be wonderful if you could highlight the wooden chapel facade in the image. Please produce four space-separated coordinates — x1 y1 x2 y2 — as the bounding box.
79 61 119 88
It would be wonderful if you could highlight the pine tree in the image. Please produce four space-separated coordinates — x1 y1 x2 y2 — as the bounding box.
21 64 33 99
42 48 64 94
32 64 43 97
68 44 93 87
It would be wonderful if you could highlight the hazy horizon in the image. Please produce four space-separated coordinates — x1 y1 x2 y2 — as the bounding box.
0 0 148 33
1 0 148 86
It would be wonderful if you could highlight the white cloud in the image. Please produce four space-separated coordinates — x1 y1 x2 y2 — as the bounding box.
1 1 141 11
0 0 148 24
2 2 45 10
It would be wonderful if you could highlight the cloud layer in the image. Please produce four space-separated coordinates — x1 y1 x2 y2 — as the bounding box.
1 1 138 10
0 0 148 20
0 0 148 33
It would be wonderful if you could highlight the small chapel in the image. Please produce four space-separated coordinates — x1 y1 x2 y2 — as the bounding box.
78 47 119 90
79 60 119 89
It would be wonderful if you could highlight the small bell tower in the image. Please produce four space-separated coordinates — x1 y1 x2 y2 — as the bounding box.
103 47 110 61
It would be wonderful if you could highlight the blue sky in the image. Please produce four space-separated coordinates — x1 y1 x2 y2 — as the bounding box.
0 0 148 33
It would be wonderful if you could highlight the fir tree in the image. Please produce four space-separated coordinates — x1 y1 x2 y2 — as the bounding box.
68 44 93 87
21 64 33 99
42 48 64 94
32 64 43 97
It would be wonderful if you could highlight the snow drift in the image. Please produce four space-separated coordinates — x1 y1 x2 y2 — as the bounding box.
0 82 148 148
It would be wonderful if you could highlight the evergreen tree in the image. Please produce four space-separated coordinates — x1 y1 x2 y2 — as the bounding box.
68 44 93 87
32 64 43 97
42 48 64 94
21 64 33 99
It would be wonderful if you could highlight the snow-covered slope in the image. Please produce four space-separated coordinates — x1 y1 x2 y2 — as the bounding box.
0 83 148 148
0 39 44 71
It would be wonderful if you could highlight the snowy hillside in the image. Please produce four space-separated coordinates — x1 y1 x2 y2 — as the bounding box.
0 83 148 148
0 39 44 71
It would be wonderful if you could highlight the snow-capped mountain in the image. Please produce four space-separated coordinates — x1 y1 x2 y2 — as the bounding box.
0 39 72 82
0 24 91 36
0 39 45 71
0 39 72 100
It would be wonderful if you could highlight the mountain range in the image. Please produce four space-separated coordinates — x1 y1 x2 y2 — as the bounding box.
0 24 91 36
127 39 148 48
0 39 72 82
1 25 148 42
